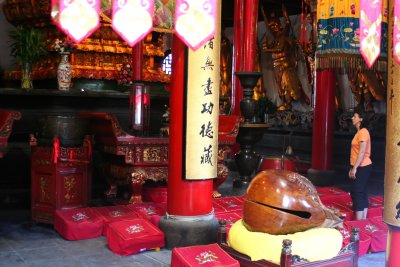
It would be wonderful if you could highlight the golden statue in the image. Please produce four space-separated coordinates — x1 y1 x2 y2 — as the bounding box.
348 68 386 112
220 32 232 98
261 4 308 110
220 30 264 101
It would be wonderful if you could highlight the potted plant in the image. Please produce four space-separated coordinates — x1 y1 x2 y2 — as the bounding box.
9 26 47 89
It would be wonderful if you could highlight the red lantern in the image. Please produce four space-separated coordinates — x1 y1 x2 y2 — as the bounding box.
112 0 154 47
359 0 383 68
51 0 100 43
174 0 217 50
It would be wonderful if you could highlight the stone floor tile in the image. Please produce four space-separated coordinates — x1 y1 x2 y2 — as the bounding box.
0 251 26 267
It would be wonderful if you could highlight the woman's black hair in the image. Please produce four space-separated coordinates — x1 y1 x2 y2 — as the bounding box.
354 107 370 129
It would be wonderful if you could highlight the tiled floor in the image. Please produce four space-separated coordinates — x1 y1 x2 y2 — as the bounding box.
0 169 387 267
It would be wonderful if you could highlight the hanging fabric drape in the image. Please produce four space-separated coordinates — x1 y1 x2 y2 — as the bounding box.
315 0 388 71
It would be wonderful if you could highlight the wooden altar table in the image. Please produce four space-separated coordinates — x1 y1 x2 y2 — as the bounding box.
81 112 240 203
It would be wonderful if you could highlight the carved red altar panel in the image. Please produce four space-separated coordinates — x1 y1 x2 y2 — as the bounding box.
31 145 91 224
0 110 21 158
81 112 240 203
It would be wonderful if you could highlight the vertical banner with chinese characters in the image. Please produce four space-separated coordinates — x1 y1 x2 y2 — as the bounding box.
183 1 221 180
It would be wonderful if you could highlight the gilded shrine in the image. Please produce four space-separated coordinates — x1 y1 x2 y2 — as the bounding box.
2 0 171 84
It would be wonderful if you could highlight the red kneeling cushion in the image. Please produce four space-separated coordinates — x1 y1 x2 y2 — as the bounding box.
338 224 372 256
215 212 242 226
142 185 168 203
345 219 387 253
91 205 140 236
212 197 243 214
323 201 354 221
107 218 165 256
171 243 239 267
128 202 166 221
317 186 351 204
316 186 348 196
367 199 384 218
54 208 103 241
369 195 384 204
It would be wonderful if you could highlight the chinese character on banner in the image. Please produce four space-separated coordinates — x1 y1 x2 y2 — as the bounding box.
184 34 220 180
112 0 154 47
359 0 382 67
51 0 100 43
174 0 217 51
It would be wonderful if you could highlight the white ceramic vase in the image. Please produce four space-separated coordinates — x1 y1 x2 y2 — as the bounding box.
57 52 72 91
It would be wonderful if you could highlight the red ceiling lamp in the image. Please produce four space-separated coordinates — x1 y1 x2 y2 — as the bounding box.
112 0 154 47
174 0 217 51
51 0 100 43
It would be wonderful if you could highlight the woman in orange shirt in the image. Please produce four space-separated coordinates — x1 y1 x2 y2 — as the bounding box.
349 111 372 220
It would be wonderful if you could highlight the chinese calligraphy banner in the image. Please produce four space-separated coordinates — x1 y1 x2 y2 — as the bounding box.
183 2 220 180
316 0 388 71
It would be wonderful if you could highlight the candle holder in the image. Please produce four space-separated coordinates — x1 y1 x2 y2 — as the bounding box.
233 72 270 193
238 72 261 123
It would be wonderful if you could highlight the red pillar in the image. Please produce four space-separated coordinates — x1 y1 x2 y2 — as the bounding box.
387 226 400 267
167 35 213 216
230 0 244 115
159 18 220 248
132 41 143 81
307 69 336 185
243 0 258 71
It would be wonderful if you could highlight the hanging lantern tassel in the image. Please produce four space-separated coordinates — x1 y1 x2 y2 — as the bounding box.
112 0 154 47
174 0 217 51
359 0 383 68
394 0 400 64
51 0 100 43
